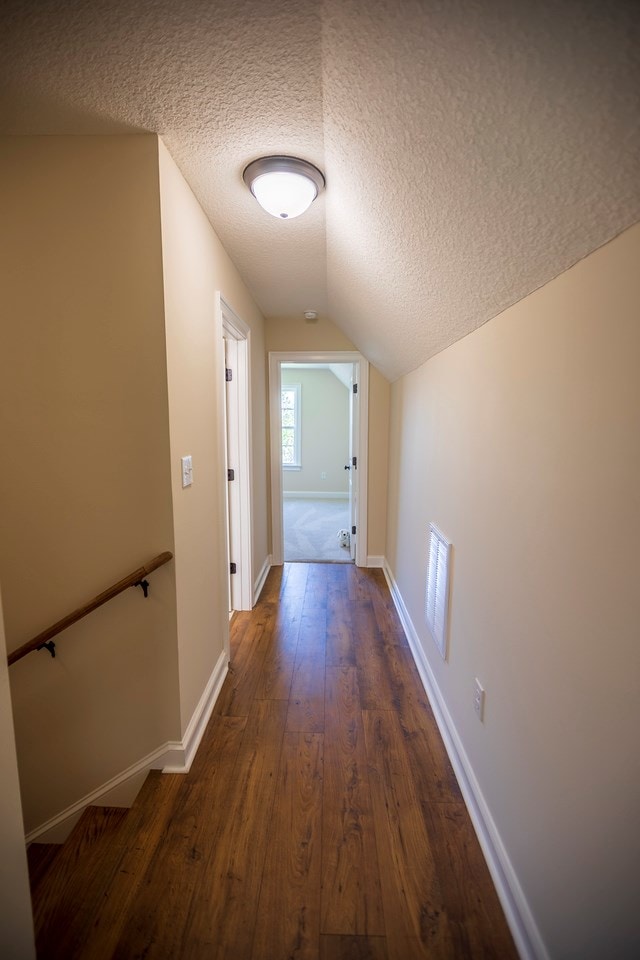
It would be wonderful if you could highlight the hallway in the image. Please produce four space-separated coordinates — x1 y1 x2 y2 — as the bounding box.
32 564 517 959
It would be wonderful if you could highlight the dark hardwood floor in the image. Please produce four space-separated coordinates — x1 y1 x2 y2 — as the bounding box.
32 563 519 959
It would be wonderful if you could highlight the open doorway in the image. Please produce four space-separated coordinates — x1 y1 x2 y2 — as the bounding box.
281 363 352 562
269 351 369 567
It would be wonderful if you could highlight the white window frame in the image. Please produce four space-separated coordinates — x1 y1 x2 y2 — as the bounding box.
281 382 301 470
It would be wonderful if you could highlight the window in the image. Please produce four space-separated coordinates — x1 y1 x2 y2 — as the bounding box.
281 383 301 469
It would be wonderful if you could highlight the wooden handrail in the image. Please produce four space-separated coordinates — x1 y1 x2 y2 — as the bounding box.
8 551 173 666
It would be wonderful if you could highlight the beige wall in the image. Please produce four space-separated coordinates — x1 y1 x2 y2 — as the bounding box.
266 317 389 559
0 590 35 958
0 135 181 833
386 223 640 959
266 315 355 353
0 133 269 835
157 141 268 731
281 368 349 495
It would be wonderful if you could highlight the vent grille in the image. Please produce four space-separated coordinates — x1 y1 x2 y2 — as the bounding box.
425 523 451 660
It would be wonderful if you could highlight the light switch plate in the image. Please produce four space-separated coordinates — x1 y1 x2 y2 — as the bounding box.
181 455 193 488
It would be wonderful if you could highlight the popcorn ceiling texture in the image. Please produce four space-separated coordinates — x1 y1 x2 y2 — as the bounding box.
1 0 638 380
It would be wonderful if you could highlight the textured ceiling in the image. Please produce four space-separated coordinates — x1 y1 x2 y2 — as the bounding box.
1 0 638 380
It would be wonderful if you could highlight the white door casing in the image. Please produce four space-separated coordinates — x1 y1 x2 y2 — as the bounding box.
217 295 253 618
269 351 369 567
349 362 358 561
224 337 241 612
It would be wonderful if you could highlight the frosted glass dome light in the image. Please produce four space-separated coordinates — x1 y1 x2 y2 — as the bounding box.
251 171 317 220
243 156 325 220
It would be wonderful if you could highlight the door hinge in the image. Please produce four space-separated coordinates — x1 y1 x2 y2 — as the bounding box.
352 456 357 469
225 368 233 382
230 562 237 575
227 468 235 481
353 383 358 394
352 525 356 536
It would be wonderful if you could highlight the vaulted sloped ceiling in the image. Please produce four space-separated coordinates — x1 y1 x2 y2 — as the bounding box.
1 0 638 381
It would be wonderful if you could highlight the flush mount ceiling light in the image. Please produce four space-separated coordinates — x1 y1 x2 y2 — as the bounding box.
243 156 325 220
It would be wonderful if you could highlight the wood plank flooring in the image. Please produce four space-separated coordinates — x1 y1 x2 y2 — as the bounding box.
34 563 518 959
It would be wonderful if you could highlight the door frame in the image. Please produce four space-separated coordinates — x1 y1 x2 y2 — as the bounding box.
269 351 369 567
217 294 253 613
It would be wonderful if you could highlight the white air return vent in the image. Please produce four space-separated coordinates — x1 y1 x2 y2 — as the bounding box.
425 523 452 660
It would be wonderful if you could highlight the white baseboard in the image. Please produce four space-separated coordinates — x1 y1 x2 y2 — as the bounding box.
382 559 549 960
26 650 228 845
26 741 170 845
282 491 348 500
253 555 272 605
162 649 228 773
367 555 385 568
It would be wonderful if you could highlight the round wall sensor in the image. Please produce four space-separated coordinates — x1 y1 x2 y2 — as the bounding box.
304 310 318 321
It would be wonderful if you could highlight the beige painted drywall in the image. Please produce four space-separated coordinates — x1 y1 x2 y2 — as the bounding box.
157 140 268 730
266 316 389 559
0 590 35 958
0 135 181 833
265 315 355 353
281 368 349 495
386 223 640 959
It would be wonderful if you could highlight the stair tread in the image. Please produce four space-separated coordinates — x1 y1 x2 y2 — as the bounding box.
27 843 63 898
33 805 129 942
79 772 184 959
34 771 183 960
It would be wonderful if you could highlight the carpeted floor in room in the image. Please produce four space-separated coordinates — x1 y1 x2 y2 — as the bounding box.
283 498 352 562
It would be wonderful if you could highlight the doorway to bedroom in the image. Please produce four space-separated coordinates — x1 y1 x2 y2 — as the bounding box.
281 363 353 562
269 351 369 567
